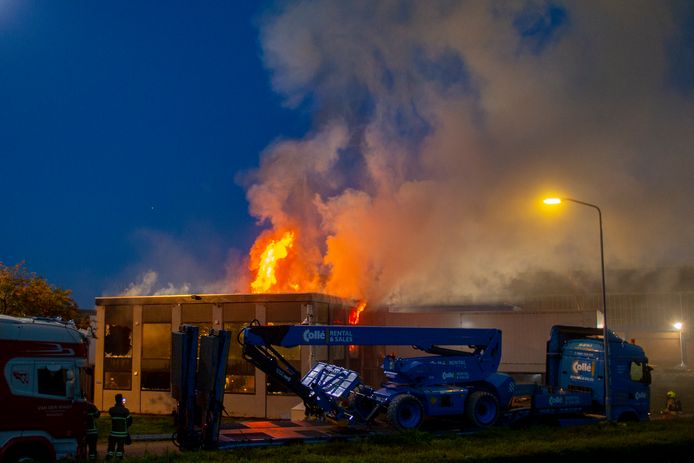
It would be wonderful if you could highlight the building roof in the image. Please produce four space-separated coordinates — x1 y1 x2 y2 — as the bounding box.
95 292 355 306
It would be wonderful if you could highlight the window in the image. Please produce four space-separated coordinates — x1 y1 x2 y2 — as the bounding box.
223 322 255 394
104 306 133 390
181 304 212 357
38 365 67 397
630 361 651 384
265 321 301 395
141 323 172 391
141 306 172 391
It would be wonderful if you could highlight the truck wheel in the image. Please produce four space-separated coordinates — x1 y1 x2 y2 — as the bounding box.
465 391 500 428
387 394 424 430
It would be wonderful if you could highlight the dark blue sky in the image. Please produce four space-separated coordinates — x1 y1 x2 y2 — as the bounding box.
1 1 308 307
3 1 694 309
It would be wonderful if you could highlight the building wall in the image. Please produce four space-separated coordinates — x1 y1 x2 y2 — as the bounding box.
385 309 598 373
94 293 352 418
94 291 692 417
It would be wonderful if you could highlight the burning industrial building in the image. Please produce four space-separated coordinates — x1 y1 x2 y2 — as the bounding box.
95 2 693 418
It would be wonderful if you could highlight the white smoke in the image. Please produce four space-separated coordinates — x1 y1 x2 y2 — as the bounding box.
120 270 192 296
115 228 248 298
248 0 694 303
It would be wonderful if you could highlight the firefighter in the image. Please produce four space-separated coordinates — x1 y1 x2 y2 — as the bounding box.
106 394 132 460
664 390 683 414
85 401 100 460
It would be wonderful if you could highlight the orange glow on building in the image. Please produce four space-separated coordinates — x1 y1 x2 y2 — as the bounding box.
348 300 367 325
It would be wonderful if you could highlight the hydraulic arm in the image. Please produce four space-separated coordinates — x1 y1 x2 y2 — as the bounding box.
240 322 505 422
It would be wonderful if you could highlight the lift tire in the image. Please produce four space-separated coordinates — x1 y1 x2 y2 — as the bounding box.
465 391 500 428
387 394 424 430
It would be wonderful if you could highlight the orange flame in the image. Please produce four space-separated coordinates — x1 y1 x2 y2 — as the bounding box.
250 231 295 293
348 300 367 325
348 301 368 353
247 229 367 326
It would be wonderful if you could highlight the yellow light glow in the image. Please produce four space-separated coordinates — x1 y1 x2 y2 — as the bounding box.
674 322 683 330
543 198 562 205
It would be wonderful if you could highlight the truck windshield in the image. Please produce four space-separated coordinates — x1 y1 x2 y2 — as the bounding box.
38 365 68 397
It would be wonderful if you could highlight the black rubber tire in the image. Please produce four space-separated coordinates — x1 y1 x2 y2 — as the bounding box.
387 394 424 430
465 391 500 428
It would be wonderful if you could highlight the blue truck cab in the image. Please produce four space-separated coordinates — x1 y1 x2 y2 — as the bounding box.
510 325 651 423
557 336 650 421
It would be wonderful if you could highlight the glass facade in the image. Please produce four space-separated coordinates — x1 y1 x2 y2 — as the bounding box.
141 323 171 390
98 295 355 416
265 303 302 395
181 303 213 357
104 306 133 390
222 303 256 394
141 305 173 391
265 324 301 395
223 322 255 393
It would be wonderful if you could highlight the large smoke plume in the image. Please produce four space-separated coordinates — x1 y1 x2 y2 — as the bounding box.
245 1 694 305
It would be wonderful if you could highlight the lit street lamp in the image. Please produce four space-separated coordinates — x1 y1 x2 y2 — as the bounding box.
674 322 686 369
543 197 613 422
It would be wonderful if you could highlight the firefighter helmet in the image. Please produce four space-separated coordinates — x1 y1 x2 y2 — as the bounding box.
667 390 677 398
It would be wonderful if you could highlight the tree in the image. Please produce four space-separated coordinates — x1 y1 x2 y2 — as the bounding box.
0 261 85 326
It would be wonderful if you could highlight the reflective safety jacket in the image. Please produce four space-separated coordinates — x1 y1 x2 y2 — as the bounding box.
86 402 100 435
108 403 132 438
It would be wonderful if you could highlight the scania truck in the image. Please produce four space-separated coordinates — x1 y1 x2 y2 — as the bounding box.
0 315 91 462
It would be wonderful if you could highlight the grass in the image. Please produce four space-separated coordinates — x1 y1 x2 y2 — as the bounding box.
96 414 176 441
118 416 694 462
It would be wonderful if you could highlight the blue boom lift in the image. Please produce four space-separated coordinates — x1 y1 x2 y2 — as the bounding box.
241 323 651 429
242 322 515 429
170 322 651 449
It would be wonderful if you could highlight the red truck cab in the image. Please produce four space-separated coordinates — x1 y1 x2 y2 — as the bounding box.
0 315 91 462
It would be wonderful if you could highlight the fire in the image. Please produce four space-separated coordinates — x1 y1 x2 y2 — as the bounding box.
247 228 368 324
348 301 368 353
348 300 367 325
250 231 296 293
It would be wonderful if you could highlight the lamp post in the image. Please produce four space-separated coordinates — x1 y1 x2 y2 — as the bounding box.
543 197 612 422
674 322 686 369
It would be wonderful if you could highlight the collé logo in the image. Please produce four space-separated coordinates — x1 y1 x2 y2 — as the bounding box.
302 329 325 343
301 328 353 343
572 360 594 376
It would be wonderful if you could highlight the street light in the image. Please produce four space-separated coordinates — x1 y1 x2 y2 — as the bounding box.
673 322 686 369
543 197 613 421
